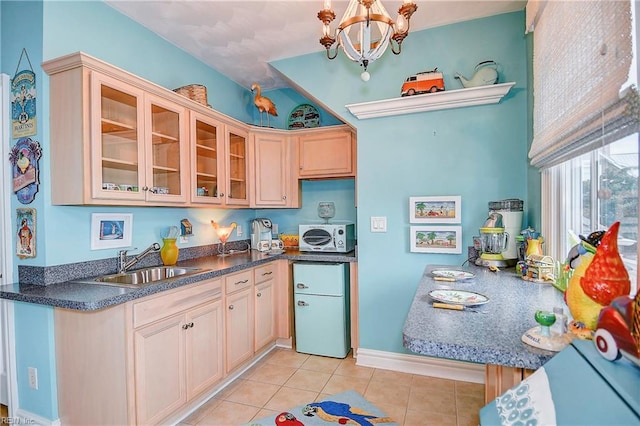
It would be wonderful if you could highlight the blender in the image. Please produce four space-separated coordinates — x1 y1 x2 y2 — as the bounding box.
475 199 524 268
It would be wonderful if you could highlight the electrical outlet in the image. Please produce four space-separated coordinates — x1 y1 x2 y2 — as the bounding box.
28 367 38 390
272 223 279 234
236 225 243 236
179 236 188 244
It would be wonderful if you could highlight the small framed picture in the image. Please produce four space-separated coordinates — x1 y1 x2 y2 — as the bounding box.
16 208 36 259
409 196 461 224
410 226 462 254
91 213 133 250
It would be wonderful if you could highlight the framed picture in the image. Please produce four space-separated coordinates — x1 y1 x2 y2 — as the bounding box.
409 196 461 224
410 226 462 254
16 208 36 259
91 213 133 250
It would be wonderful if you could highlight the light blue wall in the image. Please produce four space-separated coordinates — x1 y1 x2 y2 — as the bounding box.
1 1 58 420
272 11 530 353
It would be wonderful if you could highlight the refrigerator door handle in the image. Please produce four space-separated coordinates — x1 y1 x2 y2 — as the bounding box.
296 283 309 289
297 300 309 307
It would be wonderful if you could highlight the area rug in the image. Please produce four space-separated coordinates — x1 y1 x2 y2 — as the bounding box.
245 390 399 426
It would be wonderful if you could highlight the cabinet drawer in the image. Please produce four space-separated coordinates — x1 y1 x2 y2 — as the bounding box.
132 279 222 328
225 269 254 294
254 263 275 284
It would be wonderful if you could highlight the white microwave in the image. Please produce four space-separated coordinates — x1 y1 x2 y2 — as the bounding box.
299 223 356 253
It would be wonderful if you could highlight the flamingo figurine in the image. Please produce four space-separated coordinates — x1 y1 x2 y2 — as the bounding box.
251 82 278 127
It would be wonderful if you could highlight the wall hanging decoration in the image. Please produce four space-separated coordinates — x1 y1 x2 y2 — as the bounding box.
91 213 133 250
410 225 462 254
409 196 461 224
11 48 37 138
288 104 320 129
9 137 42 204
16 208 36 259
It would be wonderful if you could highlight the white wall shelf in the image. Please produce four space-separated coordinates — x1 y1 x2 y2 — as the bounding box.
345 82 516 120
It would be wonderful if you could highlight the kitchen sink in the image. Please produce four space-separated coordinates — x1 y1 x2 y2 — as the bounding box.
75 266 208 288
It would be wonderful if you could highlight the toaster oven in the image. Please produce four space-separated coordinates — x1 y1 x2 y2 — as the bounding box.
298 223 356 253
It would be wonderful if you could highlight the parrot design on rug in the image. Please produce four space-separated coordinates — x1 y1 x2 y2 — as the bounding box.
302 400 394 425
274 412 304 425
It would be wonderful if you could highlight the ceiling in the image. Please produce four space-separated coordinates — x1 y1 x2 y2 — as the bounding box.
105 0 526 91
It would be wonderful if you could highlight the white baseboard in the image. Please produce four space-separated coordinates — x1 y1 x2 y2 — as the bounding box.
14 408 61 426
355 348 485 384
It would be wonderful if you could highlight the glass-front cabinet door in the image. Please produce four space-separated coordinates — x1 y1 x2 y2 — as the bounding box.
90 73 187 203
191 111 224 205
145 94 188 203
225 125 250 206
91 72 146 201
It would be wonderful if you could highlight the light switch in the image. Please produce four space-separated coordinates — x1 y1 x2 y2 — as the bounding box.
370 216 387 233
236 225 243 236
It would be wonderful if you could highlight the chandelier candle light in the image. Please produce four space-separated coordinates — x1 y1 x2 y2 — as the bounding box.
318 0 417 81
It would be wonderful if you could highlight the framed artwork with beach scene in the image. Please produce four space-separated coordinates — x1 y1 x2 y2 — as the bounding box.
91 213 133 250
410 226 462 254
409 196 461 224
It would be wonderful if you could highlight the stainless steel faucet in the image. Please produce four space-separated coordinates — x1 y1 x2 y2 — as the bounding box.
117 243 161 274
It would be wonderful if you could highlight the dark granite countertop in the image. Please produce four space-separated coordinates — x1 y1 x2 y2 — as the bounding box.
0 249 356 311
402 264 566 369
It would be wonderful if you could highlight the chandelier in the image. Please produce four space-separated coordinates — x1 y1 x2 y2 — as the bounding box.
318 0 418 81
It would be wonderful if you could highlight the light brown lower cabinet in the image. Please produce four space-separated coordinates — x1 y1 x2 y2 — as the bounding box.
134 299 224 424
484 364 535 404
55 260 291 425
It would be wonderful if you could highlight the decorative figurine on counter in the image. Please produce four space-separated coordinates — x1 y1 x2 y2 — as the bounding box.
521 254 556 283
565 222 631 333
521 309 573 352
593 286 639 367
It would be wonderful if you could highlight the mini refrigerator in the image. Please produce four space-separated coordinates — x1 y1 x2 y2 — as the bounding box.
293 262 350 358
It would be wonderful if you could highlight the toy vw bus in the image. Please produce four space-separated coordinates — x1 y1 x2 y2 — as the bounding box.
401 69 445 96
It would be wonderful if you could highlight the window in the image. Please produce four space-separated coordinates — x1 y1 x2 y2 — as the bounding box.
531 0 639 296
543 134 638 295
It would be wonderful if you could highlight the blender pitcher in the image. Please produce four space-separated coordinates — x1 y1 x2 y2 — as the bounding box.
477 227 510 267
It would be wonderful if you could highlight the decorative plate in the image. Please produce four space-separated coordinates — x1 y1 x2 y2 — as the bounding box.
428 289 489 306
287 103 320 129
431 269 475 280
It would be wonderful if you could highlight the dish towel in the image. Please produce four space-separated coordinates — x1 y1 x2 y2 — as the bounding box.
494 366 557 425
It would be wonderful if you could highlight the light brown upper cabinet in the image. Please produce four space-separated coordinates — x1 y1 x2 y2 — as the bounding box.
249 129 300 208
44 53 189 206
297 127 356 179
190 112 250 207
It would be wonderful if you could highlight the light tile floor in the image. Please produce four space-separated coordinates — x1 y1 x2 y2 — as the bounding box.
179 348 485 426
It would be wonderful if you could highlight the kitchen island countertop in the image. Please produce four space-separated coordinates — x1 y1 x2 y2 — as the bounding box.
0 249 356 311
403 264 566 370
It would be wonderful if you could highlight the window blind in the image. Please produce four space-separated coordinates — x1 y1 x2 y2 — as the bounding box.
528 0 639 169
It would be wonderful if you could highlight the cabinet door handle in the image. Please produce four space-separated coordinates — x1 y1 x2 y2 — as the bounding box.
297 300 309 307
188 322 194 328
142 186 149 191
257 292 262 297
282 195 287 200
182 324 190 330
228 305 234 310
262 271 272 276
219 192 225 197
296 283 308 289
235 279 249 285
